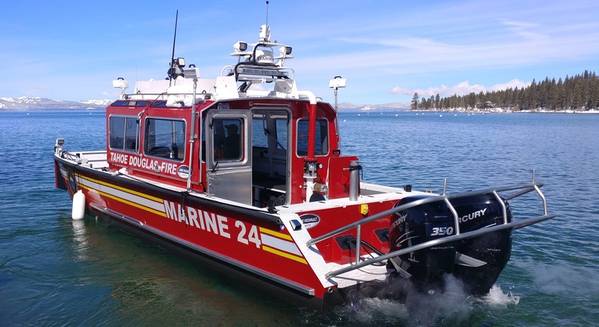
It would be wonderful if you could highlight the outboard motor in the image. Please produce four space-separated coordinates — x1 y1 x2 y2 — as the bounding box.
451 194 512 295
387 194 513 295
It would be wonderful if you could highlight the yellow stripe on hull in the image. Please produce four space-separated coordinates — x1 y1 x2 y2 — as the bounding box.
78 174 163 203
259 227 292 241
80 184 166 217
262 245 307 265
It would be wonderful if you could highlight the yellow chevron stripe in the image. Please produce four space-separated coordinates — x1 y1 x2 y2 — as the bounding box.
78 174 163 203
262 245 307 265
80 184 166 217
259 227 293 241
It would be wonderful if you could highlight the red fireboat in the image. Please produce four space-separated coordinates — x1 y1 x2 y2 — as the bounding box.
53 22 554 303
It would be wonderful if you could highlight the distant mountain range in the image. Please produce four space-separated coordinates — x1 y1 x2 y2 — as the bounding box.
337 102 409 111
0 96 111 110
0 96 408 111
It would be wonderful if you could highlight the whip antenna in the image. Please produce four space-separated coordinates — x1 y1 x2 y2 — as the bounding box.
265 1 269 27
168 10 179 85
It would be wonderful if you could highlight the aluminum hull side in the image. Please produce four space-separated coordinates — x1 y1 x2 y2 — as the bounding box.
54 155 327 298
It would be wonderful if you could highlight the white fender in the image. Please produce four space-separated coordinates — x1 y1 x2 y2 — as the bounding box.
72 190 85 220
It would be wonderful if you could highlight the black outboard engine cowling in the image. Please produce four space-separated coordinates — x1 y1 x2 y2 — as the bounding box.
452 194 513 295
387 194 513 295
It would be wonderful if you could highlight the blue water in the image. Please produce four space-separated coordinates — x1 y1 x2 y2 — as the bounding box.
1 110 598 326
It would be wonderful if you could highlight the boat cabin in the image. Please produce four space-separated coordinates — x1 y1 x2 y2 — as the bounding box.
105 25 358 209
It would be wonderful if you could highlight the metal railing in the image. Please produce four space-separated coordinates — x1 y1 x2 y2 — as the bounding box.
306 179 553 279
58 150 107 165
326 212 555 279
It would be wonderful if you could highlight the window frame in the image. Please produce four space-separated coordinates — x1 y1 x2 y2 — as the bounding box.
211 117 245 163
295 118 330 158
143 117 187 162
108 114 139 153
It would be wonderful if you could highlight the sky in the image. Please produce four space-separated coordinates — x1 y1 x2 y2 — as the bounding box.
2 0 599 105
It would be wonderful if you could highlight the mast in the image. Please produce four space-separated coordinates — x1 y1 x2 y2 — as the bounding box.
168 10 179 86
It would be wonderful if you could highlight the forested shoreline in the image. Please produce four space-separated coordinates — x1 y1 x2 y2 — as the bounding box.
411 70 599 112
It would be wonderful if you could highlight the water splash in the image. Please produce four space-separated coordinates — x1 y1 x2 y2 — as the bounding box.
478 284 520 307
335 275 476 326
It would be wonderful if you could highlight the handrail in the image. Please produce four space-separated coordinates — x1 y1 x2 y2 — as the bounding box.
122 92 213 99
534 184 548 215
306 195 445 247
492 190 508 225
326 213 556 278
307 182 544 247
124 92 205 96
444 197 461 235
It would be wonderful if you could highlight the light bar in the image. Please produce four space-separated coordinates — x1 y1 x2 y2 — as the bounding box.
236 65 290 81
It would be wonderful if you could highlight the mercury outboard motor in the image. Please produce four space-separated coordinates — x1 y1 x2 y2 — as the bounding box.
387 194 512 295
451 194 512 295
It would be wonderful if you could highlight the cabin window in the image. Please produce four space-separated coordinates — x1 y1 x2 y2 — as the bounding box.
144 118 185 161
213 118 243 162
297 119 328 156
252 115 288 152
124 118 138 151
109 116 138 152
252 116 268 148
275 119 288 150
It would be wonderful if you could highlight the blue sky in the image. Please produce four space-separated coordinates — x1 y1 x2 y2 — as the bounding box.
2 0 599 104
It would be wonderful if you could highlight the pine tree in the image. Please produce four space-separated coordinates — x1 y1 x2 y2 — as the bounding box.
435 70 599 112
411 92 419 110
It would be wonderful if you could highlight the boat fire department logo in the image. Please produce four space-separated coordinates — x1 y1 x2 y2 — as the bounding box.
299 214 320 229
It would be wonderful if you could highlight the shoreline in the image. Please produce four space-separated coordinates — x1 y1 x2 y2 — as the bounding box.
410 109 599 114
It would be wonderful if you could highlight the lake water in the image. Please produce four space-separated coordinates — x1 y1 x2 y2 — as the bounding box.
0 110 598 326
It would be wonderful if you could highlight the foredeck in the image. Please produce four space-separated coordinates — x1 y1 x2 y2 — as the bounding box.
60 150 108 169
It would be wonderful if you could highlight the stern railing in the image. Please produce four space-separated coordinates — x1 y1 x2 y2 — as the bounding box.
306 177 554 279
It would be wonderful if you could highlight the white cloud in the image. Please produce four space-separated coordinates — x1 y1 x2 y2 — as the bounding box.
391 79 530 97
501 20 547 41
292 27 599 77
490 79 530 91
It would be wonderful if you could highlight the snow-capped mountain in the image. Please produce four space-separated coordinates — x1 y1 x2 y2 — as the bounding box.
0 95 407 111
337 102 409 112
0 96 112 110
80 99 113 106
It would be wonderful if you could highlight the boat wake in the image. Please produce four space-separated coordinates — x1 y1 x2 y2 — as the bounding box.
331 277 519 326
515 260 599 296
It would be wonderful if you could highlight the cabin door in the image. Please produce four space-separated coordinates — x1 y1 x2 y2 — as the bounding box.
206 110 252 205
